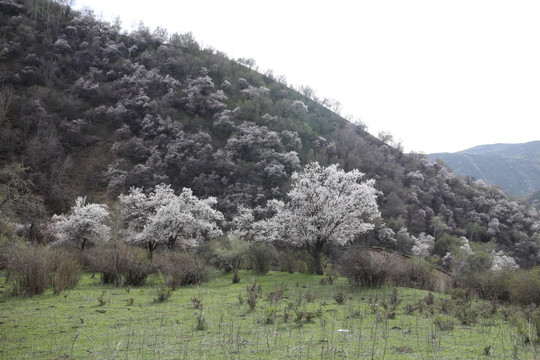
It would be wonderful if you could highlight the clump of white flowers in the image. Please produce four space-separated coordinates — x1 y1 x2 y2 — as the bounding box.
491 251 519 271
411 233 434 257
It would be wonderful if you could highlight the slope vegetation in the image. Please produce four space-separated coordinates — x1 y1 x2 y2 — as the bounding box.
1 0 539 267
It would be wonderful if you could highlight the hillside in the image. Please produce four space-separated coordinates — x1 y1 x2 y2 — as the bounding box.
429 141 540 197
1 0 539 268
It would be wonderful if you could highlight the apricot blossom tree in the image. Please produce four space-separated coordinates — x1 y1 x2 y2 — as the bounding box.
258 162 380 274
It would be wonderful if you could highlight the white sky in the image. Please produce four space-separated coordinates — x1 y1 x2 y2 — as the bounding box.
74 0 540 153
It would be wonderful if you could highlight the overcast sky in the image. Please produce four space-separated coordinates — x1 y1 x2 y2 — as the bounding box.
74 0 540 154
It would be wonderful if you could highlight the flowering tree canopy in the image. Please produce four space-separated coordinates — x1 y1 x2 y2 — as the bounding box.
411 233 435 258
492 251 519 271
52 197 110 250
119 184 223 256
258 162 380 274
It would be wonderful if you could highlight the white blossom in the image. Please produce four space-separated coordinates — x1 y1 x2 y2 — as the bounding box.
491 251 519 271
119 184 223 254
52 197 109 249
256 162 380 274
411 233 434 257
241 85 270 98
289 100 308 114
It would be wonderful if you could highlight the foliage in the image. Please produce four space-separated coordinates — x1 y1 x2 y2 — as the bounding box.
0 163 46 242
278 248 314 273
211 237 251 283
154 272 172 303
411 233 435 257
246 241 276 274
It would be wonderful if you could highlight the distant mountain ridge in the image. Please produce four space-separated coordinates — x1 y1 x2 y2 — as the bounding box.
429 141 540 197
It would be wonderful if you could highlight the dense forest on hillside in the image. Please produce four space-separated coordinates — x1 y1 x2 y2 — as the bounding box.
1 0 539 271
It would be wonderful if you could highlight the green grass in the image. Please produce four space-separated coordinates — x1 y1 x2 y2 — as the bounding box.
0 270 538 359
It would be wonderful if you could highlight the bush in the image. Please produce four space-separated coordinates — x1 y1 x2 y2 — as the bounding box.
460 269 513 302
433 315 456 331
333 291 346 305
49 249 82 294
278 248 314 274
154 272 171 302
155 251 208 289
339 248 388 287
80 245 118 284
7 244 53 296
389 258 436 291
509 270 540 306
81 244 154 286
118 246 154 286
247 242 276 274
454 301 478 325
195 311 207 330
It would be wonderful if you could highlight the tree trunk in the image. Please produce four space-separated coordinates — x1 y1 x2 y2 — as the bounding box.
232 267 240 284
147 242 156 261
310 238 325 275
313 251 323 275
167 235 176 250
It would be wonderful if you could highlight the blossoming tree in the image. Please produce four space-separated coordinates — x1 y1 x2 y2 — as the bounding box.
258 162 380 274
119 184 223 258
52 197 110 250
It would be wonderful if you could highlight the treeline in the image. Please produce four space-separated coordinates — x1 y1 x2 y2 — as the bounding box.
0 0 539 275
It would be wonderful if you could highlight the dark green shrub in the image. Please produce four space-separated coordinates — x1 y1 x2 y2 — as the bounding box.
210 237 248 283
80 245 119 284
460 269 513 302
246 280 261 312
191 296 203 310
265 307 278 324
509 269 540 306
267 283 287 305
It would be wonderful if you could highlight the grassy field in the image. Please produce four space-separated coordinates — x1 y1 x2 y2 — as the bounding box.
0 270 538 359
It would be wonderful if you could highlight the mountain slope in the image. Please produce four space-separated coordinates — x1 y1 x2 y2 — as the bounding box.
1 0 539 267
429 141 540 196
